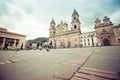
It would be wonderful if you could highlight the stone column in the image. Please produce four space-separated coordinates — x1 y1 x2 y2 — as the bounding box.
2 38 6 48
13 39 16 47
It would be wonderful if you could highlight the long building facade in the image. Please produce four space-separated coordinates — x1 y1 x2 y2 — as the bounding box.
49 9 120 48
0 27 26 50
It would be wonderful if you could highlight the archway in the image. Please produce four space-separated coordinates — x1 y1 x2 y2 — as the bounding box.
67 42 71 48
60 42 63 47
102 38 110 46
74 25 77 29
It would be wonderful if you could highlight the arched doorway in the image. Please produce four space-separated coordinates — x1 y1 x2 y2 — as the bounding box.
102 38 110 46
60 42 63 47
67 42 71 48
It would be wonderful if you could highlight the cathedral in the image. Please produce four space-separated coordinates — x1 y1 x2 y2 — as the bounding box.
49 9 120 48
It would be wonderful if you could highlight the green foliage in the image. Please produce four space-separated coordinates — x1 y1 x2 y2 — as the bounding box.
27 37 48 44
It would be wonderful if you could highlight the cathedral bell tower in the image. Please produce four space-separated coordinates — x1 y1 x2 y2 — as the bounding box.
49 18 56 37
71 9 81 33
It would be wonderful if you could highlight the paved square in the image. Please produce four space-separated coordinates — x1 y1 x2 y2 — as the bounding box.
0 46 120 80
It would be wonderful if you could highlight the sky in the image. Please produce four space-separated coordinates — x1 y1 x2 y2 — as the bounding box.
0 0 120 40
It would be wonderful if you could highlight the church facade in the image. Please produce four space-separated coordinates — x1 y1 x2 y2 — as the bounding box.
49 9 120 48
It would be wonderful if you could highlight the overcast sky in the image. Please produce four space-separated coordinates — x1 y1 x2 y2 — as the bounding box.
0 0 120 40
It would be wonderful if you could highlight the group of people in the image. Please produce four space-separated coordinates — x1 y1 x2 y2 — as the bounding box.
0 41 51 52
4 42 15 50
36 42 50 51
26 42 50 51
2 42 23 51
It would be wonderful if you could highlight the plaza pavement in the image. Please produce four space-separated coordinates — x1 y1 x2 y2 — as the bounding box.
0 46 120 80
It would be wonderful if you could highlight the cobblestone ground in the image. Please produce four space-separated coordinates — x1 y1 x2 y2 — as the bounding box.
0 46 120 80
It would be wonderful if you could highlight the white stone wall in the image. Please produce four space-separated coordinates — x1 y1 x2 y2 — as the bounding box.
80 32 97 47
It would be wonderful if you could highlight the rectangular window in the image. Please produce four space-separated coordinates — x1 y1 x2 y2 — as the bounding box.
118 39 120 43
116 32 120 36
88 39 89 42
92 38 94 41
81 40 82 42
92 43 94 46
119 32 120 36
84 43 86 46
88 43 90 45
84 39 86 42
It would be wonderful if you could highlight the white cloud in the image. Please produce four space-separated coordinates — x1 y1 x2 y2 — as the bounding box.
14 15 49 40
0 1 25 29
0 1 49 40
0 0 120 40
110 10 120 25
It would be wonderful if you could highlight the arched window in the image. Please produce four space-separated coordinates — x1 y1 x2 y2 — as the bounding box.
88 39 89 42
84 39 86 42
102 38 110 46
81 40 82 42
53 31 55 34
74 25 77 29
74 17 76 19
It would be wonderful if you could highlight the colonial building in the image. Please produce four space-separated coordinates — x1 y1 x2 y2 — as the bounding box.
94 16 119 46
49 9 81 48
113 24 120 45
80 31 97 47
49 9 120 48
0 27 26 49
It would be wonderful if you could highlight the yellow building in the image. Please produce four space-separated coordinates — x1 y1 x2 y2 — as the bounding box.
0 27 26 50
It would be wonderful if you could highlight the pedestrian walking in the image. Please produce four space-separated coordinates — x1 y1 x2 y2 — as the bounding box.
37 43 39 49
44 42 50 52
39 43 42 50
